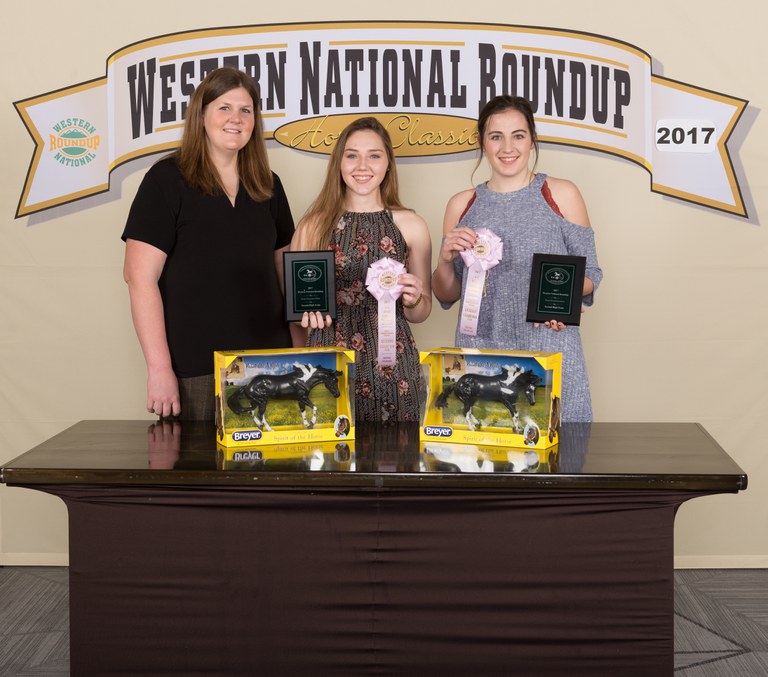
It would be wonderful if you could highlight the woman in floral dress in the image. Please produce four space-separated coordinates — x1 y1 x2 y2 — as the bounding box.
290 117 431 422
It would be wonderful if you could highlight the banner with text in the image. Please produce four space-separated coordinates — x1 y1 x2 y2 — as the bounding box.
14 21 748 217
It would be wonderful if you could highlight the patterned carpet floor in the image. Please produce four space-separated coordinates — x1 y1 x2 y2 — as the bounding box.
1 567 767 675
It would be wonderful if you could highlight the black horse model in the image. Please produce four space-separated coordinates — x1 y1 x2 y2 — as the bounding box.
227 364 342 431
435 365 541 432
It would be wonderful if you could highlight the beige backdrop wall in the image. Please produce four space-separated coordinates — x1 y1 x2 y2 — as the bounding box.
1 1 765 566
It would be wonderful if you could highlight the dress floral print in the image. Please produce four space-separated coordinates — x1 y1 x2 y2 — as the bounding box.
308 210 423 422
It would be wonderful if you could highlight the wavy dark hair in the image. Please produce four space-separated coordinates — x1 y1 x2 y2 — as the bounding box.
176 66 272 201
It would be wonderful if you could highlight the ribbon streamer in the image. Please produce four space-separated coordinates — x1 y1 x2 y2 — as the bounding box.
459 228 503 336
365 258 406 366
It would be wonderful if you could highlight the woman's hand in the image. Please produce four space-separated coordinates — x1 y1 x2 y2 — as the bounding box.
300 311 332 329
534 320 567 332
438 226 477 264
397 272 424 308
147 366 181 418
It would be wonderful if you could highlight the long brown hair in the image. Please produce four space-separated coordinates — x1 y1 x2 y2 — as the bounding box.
300 117 406 250
473 95 540 181
176 66 273 201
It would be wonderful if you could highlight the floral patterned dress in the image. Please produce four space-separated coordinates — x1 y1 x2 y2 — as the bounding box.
308 210 423 422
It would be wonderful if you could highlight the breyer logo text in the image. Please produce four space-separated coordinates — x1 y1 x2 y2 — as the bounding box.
424 426 453 437
233 430 263 442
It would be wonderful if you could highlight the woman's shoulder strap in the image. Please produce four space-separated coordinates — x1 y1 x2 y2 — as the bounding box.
540 179 564 217
458 190 477 222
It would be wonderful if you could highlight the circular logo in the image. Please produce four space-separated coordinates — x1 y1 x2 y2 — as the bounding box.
298 265 323 282
474 239 489 257
378 271 397 289
544 267 570 285
48 118 100 168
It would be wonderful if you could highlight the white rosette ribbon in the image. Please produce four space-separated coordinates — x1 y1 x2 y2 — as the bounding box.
459 228 503 336
365 258 406 366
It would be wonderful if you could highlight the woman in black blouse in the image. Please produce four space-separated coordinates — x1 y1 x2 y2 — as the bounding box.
122 67 295 420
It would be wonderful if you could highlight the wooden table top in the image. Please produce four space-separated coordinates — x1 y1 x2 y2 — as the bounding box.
1 420 747 492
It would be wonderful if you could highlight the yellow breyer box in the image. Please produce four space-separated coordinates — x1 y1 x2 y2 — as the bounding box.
420 347 562 449
214 347 355 446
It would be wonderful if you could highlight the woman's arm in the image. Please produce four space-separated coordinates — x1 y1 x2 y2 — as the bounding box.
537 178 599 331
123 238 180 417
392 210 433 323
431 189 478 305
547 177 596 296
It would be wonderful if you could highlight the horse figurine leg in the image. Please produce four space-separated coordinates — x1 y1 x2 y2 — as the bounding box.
253 400 274 432
250 405 261 429
296 393 317 429
463 404 481 431
297 403 311 429
499 394 522 433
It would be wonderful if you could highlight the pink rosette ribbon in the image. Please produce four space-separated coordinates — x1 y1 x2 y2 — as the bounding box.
459 228 503 336
365 258 406 366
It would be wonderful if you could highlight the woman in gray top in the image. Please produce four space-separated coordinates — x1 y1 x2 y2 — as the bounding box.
432 95 602 421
